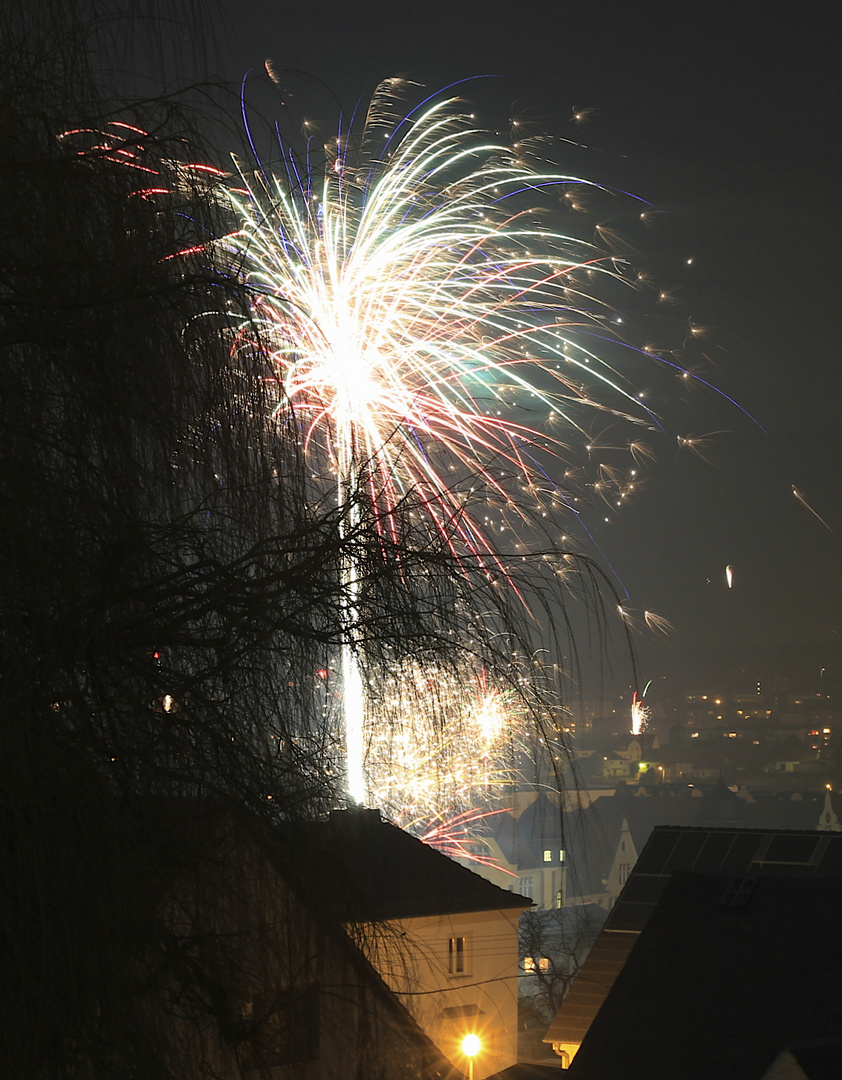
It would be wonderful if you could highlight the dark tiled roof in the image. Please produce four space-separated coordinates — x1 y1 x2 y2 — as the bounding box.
568 873 842 1080
545 827 842 1054
306 808 531 922
607 825 842 934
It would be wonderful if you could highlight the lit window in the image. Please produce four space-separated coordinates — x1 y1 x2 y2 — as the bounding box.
538 957 550 973
559 849 565 863
555 890 563 908
523 956 536 973
543 849 552 862
448 936 468 975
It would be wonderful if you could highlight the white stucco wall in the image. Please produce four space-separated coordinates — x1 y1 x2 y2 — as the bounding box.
357 907 522 1079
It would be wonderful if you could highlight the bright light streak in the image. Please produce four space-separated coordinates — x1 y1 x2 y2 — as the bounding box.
342 642 366 804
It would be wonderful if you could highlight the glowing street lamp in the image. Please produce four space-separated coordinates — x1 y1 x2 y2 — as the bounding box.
461 1033 481 1080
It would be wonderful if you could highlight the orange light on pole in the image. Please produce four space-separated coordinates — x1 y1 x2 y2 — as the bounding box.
461 1033 481 1080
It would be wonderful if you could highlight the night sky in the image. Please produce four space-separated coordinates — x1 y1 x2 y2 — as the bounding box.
154 2 841 703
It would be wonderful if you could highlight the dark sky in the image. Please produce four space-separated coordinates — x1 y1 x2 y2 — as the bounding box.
157 2 841 701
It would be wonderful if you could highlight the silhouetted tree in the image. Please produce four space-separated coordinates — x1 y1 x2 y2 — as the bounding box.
0 4 616 1076
519 905 606 1025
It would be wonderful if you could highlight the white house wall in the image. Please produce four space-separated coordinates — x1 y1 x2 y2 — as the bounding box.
355 907 521 1079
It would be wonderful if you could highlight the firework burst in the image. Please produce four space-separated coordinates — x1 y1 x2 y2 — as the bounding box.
225 80 673 803
226 79 661 569
366 664 527 824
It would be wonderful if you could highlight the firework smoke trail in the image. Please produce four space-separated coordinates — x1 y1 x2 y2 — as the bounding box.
226 79 688 804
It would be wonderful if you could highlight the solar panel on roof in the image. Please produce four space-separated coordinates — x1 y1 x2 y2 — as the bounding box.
633 829 677 874
617 875 667 905
604 902 650 932
694 831 737 873
719 832 763 874
663 830 708 871
815 836 842 876
762 832 820 865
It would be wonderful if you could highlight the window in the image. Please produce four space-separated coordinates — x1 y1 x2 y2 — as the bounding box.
523 956 536 973
618 862 631 885
559 849 565 863
524 956 549 974
449 936 469 975
554 889 563 909
543 849 552 862
518 876 534 899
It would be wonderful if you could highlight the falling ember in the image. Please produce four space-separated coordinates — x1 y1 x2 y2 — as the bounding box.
726 564 734 589
792 486 833 534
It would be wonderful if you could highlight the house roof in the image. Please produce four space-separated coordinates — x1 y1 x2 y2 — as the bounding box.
544 826 842 1054
567 873 842 1080
305 808 531 922
150 801 467 1080
607 824 842 933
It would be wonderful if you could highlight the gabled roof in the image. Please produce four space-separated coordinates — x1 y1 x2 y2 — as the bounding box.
305 808 531 922
607 824 842 932
568 873 842 1080
545 826 842 1055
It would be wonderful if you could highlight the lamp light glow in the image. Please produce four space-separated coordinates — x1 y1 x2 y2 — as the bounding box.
461 1033 481 1057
